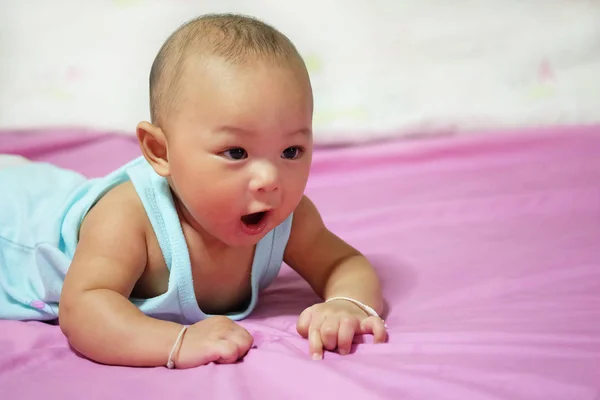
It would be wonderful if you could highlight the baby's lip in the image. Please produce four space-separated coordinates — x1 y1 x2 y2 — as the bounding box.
244 208 272 215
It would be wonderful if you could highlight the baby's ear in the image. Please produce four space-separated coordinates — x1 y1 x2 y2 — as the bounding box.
136 121 170 177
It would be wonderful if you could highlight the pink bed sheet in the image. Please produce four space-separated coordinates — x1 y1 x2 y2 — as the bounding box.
1 126 599 399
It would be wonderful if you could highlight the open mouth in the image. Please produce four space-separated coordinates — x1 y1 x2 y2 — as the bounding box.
241 211 268 227
240 211 269 235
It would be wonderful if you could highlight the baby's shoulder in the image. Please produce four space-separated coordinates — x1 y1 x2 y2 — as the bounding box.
98 180 141 207
83 180 149 229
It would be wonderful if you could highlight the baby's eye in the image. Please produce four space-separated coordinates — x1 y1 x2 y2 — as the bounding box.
281 146 303 160
223 148 248 160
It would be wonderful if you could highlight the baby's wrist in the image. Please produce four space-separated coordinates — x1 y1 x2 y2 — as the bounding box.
325 296 380 319
166 324 189 369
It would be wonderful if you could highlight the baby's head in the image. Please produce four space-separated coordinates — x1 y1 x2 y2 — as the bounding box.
137 14 313 247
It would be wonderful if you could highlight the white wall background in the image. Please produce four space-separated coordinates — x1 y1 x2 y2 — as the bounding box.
1 0 599 144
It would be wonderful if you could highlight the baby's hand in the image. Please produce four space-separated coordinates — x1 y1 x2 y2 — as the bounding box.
296 299 387 360
173 316 253 369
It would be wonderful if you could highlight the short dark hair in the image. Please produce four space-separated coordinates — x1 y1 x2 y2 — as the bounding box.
149 13 302 127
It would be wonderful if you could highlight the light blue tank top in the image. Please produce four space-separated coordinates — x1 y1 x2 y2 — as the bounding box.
0 156 292 323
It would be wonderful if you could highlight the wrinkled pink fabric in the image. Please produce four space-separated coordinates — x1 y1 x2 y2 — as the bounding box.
0 126 599 400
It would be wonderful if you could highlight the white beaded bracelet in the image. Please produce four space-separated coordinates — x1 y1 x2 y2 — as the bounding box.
326 296 382 320
166 325 189 369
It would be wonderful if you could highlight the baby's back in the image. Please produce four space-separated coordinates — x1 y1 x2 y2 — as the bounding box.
0 162 88 249
0 161 93 320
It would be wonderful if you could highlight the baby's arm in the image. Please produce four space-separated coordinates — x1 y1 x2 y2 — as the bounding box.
284 196 386 358
59 184 184 366
285 196 383 312
59 184 252 368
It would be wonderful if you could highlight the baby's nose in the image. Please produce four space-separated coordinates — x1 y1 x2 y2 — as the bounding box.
249 162 279 193
258 179 278 193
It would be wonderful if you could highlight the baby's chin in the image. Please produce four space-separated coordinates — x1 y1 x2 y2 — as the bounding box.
219 229 270 249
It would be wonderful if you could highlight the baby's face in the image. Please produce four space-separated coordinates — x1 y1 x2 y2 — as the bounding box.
165 56 313 247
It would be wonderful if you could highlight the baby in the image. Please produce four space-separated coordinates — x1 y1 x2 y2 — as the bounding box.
0 14 386 369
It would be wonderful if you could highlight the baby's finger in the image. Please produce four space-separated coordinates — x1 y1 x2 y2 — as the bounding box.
229 328 254 357
359 317 388 343
337 317 358 355
319 317 340 352
308 317 325 360
296 307 313 338
214 340 240 364
309 328 324 360
371 319 388 344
